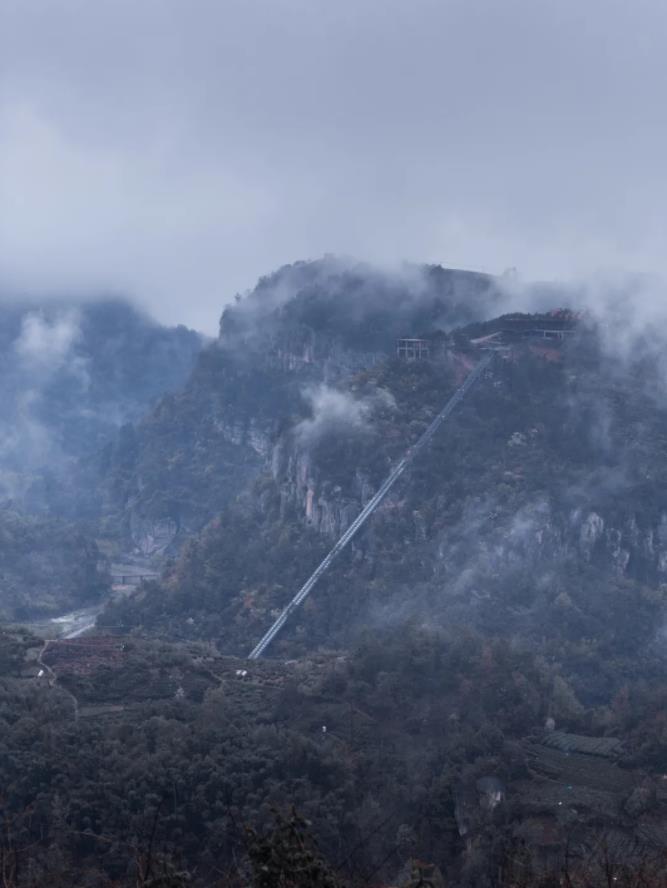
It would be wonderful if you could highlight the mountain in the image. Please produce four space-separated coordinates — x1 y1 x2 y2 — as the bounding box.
93 261 665 705
102 317 667 703
101 257 502 553
0 298 203 516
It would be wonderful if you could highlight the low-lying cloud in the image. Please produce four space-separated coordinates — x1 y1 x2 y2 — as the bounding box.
15 309 81 368
4 0 667 332
296 383 395 446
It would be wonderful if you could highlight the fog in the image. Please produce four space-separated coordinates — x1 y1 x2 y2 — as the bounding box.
3 0 667 332
296 383 396 446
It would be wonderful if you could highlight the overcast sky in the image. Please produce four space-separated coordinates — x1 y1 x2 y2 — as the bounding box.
2 0 667 332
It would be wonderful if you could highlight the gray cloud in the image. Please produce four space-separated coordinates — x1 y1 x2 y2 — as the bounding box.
3 0 667 332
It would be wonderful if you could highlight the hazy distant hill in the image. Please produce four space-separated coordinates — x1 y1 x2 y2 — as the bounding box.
0 297 203 515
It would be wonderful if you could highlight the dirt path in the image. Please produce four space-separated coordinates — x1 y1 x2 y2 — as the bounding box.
37 640 79 723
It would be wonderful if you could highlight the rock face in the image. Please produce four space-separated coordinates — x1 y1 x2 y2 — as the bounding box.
272 442 377 539
130 516 178 557
579 511 605 555
575 509 667 581
212 415 275 459
268 394 667 591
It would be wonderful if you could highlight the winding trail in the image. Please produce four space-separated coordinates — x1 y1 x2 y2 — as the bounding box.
37 639 80 723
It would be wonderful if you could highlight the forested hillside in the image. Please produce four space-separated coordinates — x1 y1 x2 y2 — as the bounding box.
0 508 108 621
103 318 667 703
1 625 665 886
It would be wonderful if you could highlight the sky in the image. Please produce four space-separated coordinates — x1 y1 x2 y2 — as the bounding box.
2 0 667 333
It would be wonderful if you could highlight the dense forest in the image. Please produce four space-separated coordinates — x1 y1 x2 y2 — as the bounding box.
1 625 666 886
